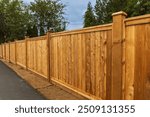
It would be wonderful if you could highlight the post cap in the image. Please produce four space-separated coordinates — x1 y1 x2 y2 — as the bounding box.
112 11 127 17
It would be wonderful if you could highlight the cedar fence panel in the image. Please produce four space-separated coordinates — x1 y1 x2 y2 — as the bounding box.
124 15 150 100
27 36 48 79
50 24 112 99
16 40 26 68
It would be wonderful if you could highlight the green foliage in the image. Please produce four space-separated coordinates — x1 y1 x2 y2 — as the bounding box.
132 0 150 15
0 0 67 43
84 0 150 27
26 24 32 37
30 0 67 34
0 12 7 43
32 25 38 37
40 27 45 36
26 24 38 37
94 0 110 25
0 0 31 42
83 2 96 27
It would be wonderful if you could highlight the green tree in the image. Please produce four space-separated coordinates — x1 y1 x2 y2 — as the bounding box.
30 0 67 33
0 0 9 43
26 24 32 37
0 0 67 43
94 0 110 24
93 0 150 25
0 13 7 43
26 24 38 37
40 27 45 36
132 0 150 16
0 0 31 42
83 2 96 27
31 25 38 37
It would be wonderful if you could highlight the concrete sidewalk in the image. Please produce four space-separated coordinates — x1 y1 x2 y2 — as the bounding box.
0 61 45 100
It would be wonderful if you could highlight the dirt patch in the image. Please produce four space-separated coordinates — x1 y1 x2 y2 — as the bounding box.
1 59 86 100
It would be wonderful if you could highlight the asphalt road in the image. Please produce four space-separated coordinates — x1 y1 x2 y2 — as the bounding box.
0 61 45 100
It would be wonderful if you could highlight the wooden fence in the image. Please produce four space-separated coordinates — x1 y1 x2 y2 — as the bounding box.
27 36 48 78
0 11 150 100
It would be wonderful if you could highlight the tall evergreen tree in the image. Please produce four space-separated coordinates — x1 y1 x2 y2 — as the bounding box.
95 0 109 24
134 0 150 15
93 0 150 25
83 2 96 27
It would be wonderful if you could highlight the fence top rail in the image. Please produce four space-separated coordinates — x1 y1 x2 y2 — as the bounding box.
26 35 46 41
5 43 10 45
125 14 150 26
15 40 25 43
51 23 112 37
9 42 16 44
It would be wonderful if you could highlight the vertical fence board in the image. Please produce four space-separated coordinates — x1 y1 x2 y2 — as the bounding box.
16 41 26 68
0 45 2 58
10 43 16 64
106 30 112 99
49 27 112 99
134 25 146 100
125 26 135 100
145 24 150 99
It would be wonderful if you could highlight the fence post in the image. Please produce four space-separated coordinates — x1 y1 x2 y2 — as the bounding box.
25 37 29 70
15 40 17 65
2 44 3 59
9 42 10 62
111 11 127 100
3 44 4 59
1 44 2 59
47 31 51 82
0 44 2 59
4 43 6 60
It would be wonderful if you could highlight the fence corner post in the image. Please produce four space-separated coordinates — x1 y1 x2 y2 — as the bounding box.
111 11 127 100
47 31 51 82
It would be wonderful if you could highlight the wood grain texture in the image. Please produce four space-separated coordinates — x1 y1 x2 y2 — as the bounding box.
9 42 16 64
125 17 150 100
5 43 10 61
49 27 112 99
124 26 135 100
27 36 48 79
16 41 26 68
0 45 2 58
2 44 6 59
111 12 126 100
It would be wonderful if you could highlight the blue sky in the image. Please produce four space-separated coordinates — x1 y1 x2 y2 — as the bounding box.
23 0 96 30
